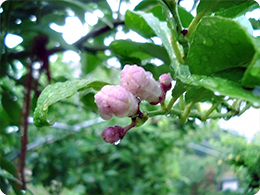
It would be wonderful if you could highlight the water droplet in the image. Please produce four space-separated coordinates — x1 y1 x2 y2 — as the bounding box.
253 102 260 108
43 104 48 111
214 91 221 96
192 56 200 65
203 37 214 47
228 31 239 44
224 96 229 100
203 79 218 88
202 56 209 61
228 37 239 44
253 86 260 97
113 140 121 145
166 114 171 117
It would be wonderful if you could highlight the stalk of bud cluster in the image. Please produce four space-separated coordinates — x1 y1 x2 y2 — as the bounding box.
120 65 163 105
94 85 139 120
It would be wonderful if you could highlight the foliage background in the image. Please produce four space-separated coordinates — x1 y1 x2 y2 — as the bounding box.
0 0 260 194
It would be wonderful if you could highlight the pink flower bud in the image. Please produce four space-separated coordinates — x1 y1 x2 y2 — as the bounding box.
120 65 163 104
159 73 172 92
94 85 138 120
101 126 124 144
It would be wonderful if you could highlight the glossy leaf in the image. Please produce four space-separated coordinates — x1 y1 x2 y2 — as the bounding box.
125 10 156 38
185 87 223 104
197 0 257 17
125 10 177 69
242 52 260 88
110 39 170 65
180 74 260 105
33 80 109 127
178 6 194 28
214 1 259 18
81 52 100 74
186 16 255 75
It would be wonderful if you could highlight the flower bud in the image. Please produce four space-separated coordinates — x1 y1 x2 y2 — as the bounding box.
101 126 124 144
120 65 163 104
94 85 139 120
159 73 172 92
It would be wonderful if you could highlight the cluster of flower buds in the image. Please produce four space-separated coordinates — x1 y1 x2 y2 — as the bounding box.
94 65 172 144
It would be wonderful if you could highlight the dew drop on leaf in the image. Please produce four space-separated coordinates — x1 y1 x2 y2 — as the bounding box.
43 104 48 111
203 37 214 47
113 139 121 145
202 56 209 61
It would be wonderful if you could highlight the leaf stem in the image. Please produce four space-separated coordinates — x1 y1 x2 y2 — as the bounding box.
180 102 194 123
186 0 220 39
201 103 219 121
148 107 237 120
166 95 179 112
238 102 251 116
179 94 185 110
170 31 185 64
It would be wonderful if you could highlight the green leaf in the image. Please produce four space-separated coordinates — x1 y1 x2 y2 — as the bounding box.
242 52 260 88
197 0 257 18
134 0 158 11
180 74 260 105
110 39 170 65
249 18 260 30
0 156 18 178
1 91 21 123
33 79 109 127
215 1 259 18
50 0 89 23
125 11 178 70
0 156 22 194
125 10 156 38
185 87 223 104
178 6 194 28
80 92 97 112
186 16 255 75
81 52 100 74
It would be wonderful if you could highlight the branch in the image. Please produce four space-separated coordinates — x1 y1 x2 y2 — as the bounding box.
8 19 125 60
74 19 124 48
8 117 105 161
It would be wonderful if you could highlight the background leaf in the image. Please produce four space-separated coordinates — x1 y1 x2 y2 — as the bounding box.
110 39 170 65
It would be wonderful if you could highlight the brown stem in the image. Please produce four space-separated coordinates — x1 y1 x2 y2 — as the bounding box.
18 60 33 190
